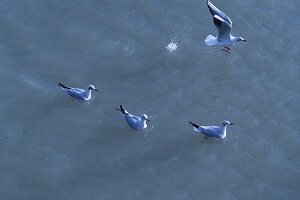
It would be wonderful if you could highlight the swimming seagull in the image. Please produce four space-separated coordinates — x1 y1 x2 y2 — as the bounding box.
189 120 233 139
116 105 150 130
205 0 246 54
58 82 98 101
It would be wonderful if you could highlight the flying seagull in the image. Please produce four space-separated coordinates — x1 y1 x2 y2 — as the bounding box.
189 120 233 139
58 82 98 101
116 105 150 130
205 0 246 54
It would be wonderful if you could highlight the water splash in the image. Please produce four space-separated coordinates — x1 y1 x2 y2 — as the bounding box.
166 42 178 52
166 35 179 52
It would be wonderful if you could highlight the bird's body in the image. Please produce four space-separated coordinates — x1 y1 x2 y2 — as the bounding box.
205 35 237 47
205 0 246 53
116 105 149 130
189 120 233 139
58 82 98 101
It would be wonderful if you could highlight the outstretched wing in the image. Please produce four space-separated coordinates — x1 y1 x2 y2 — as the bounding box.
207 0 232 26
213 15 231 40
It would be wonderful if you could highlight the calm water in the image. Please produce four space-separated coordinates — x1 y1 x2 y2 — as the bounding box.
0 0 299 199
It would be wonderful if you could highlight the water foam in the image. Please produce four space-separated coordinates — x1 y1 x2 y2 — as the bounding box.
166 42 178 52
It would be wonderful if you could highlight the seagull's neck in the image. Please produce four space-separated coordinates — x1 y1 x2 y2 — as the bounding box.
140 119 147 129
219 125 227 139
231 36 239 45
84 89 92 100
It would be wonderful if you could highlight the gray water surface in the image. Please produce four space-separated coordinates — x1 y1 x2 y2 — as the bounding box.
0 0 299 199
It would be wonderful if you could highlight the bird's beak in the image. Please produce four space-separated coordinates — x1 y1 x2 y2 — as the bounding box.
146 119 150 122
229 123 234 125
94 89 98 91
242 39 247 42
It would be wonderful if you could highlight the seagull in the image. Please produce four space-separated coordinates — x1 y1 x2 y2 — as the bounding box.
189 120 233 139
58 82 98 101
116 105 150 130
205 0 246 54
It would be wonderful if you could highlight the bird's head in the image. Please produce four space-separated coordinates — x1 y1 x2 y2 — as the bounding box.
222 120 233 126
88 85 98 91
141 114 150 122
236 37 247 43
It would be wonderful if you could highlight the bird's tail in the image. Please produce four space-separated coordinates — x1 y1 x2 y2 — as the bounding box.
189 121 200 128
115 105 129 115
205 35 218 46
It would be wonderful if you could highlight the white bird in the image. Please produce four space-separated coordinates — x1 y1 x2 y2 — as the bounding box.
205 0 246 54
189 120 233 139
58 82 98 101
116 105 150 130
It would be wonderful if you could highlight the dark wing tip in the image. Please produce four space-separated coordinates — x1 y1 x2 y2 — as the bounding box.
116 105 128 115
120 105 125 113
206 1 214 16
58 82 72 90
116 105 123 112
189 121 200 128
